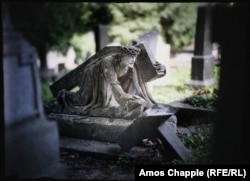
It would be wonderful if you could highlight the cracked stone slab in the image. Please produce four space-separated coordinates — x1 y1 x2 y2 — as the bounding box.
47 113 133 143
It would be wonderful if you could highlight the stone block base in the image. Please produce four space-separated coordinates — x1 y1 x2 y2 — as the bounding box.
47 113 133 143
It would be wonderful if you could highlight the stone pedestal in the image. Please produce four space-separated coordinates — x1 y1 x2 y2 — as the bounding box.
189 55 216 86
5 118 64 178
47 113 133 143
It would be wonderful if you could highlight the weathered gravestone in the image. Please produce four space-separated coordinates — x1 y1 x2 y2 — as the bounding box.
95 24 109 52
133 29 159 56
187 3 217 87
3 3 65 178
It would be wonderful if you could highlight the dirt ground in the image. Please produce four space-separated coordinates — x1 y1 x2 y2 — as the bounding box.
58 125 204 180
60 149 135 180
57 111 210 180
59 147 165 180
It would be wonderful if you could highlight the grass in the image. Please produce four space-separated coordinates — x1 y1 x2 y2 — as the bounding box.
168 123 214 165
151 65 196 104
151 64 220 104
150 63 219 165
41 80 53 102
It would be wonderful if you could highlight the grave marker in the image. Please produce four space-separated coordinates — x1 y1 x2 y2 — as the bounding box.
3 3 65 178
187 4 216 87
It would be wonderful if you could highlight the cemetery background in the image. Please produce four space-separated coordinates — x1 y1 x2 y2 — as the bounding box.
6 2 250 180
42 29 219 180
39 34 219 179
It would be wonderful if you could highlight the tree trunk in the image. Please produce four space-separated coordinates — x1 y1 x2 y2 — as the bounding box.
38 48 48 70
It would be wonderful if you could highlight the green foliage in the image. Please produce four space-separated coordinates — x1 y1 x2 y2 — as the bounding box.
41 81 53 102
8 2 112 68
183 88 218 109
109 3 198 51
160 3 198 53
70 32 96 60
44 3 88 55
83 3 113 26
9 2 198 68
109 3 161 44
214 66 220 82
152 66 196 104
111 154 132 169
184 94 214 108
181 124 214 164
9 3 79 54
152 64 219 105
152 85 194 104
168 123 214 165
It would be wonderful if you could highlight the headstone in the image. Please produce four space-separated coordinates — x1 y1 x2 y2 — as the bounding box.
133 29 159 56
58 63 65 72
187 4 217 87
46 46 77 74
3 3 65 178
95 24 109 52
155 35 170 72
